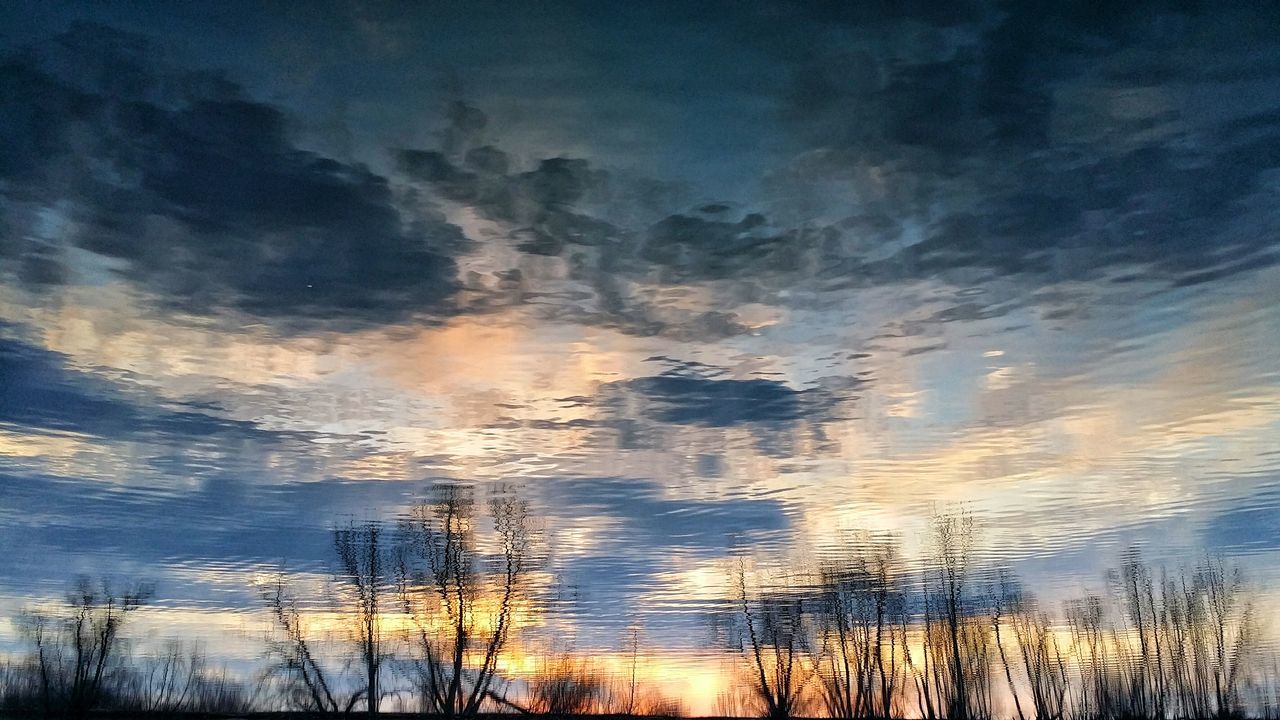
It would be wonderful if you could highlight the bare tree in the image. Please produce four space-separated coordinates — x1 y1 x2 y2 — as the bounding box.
334 519 390 715
814 532 907 719
113 639 254 714
1201 556 1253 719
260 579 363 715
911 567 939 720
20 576 153 720
1114 548 1162 719
257 519 393 716
528 653 604 715
1065 593 1113 720
1009 591 1068 720
929 510 988 720
396 484 532 717
732 559 810 719
1158 557 1256 720
1060 551 1263 720
129 639 205 712
624 622 643 715
991 570 1027 720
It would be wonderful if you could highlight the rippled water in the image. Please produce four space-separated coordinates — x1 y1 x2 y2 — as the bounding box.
3 3 1280 715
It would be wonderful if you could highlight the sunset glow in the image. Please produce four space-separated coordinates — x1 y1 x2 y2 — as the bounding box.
3 3 1280 719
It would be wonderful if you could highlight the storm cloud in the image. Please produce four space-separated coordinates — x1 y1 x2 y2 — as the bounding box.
0 24 464 332
769 2 1280 297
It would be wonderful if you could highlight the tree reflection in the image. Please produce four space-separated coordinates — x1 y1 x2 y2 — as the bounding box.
730 558 812 719
19 577 153 720
717 510 1272 720
395 484 533 716
261 577 364 715
814 531 908 720
4 503 1280 720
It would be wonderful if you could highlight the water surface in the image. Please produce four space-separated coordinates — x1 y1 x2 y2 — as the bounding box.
2 2 1280 713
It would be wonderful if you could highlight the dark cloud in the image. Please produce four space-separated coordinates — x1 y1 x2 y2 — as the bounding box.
396 125 824 285
596 357 847 429
626 374 810 426
548 291 754 342
387 2 1280 344
0 469 431 603
398 147 613 256
543 475 790 552
727 4 1280 335
0 24 463 331
640 212 830 284
396 131 775 340
0 333 292 444
506 359 852 458
784 0 986 28
396 126 836 340
9 9 1278 345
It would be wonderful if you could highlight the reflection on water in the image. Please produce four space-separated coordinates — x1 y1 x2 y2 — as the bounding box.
7 497 1278 717
3 2 1280 716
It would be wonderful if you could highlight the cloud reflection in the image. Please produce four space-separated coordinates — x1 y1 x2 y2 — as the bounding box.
1 2 1280 714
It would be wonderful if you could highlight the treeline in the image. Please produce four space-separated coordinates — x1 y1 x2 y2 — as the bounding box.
3 494 1278 720
721 511 1278 720
1 485 682 719
2 578 255 717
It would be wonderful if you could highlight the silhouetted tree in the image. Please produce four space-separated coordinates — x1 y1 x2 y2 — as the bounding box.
20 576 153 720
911 567 939 720
334 519 391 715
1114 548 1162 719
990 569 1027 720
1008 591 1067 720
529 653 604 715
396 484 533 717
126 639 206 712
1201 557 1253 718
929 510 988 720
621 622 643 715
732 559 810 719
1156 556 1256 720
1060 550 1261 720
114 639 253 714
814 532 907 719
1065 593 1111 720
260 579 363 715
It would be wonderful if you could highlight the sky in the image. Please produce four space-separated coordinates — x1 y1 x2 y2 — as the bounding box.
2 1 1280 712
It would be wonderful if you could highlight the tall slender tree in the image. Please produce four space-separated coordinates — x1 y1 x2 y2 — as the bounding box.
396 484 533 717
334 519 390 715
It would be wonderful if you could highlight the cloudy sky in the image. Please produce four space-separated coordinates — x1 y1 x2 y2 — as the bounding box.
2 1 1280 709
